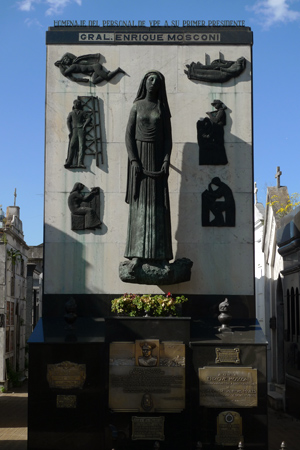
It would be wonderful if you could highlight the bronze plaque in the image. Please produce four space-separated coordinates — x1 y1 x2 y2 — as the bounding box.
47 361 86 389
56 395 77 408
216 411 243 446
199 367 257 408
215 348 240 364
109 341 185 412
132 416 165 441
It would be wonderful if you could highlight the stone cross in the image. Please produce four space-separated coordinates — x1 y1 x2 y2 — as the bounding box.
254 182 258 204
14 188 17 206
275 166 282 188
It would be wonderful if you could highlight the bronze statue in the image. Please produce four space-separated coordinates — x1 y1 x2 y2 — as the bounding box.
68 183 101 230
185 56 246 83
55 52 125 85
124 70 173 266
120 71 193 284
197 99 228 165
65 99 91 169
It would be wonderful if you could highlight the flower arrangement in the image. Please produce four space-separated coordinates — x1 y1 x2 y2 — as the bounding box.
111 292 188 317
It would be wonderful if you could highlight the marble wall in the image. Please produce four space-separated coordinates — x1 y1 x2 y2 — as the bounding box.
44 41 253 296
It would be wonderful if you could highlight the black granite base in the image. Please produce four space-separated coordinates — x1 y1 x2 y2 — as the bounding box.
190 319 268 449
27 318 107 450
27 317 267 450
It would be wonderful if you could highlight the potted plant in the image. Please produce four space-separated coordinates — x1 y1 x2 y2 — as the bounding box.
111 292 188 317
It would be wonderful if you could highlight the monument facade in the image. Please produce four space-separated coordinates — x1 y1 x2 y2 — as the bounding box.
28 24 265 450
43 25 254 318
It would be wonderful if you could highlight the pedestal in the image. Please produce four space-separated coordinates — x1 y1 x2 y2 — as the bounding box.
27 318 106 450
190 319 268 449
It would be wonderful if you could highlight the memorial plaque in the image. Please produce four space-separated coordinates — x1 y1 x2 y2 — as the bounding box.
215 411 243 446
199 367 257 408
132 416 165 441
56 395 77 408
47 361 86 389
215 348 240 364
109 341 185 412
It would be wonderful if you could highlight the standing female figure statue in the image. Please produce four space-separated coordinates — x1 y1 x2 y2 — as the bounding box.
124 71 173 265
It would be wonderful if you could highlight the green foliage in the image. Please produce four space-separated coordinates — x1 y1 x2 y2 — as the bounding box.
0 232 7 244
0 386 6 393
267 193 300 218
111 292 188 317
7 249 22 266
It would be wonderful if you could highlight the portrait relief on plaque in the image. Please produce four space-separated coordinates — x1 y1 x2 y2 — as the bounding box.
109 340 185 412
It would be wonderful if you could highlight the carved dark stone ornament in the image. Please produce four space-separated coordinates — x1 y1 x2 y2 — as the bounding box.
68 183 101 231
64 297 77 328
65 97 103 169
197 100 228 165
54 52 125 85
184 56 246 83
120 70 192 285
202 177 235 227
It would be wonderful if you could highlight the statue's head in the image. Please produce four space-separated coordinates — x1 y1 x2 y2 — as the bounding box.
211 177 221 187
73 99 83 110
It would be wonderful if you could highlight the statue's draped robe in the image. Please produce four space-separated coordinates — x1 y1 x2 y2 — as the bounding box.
125 101 173 260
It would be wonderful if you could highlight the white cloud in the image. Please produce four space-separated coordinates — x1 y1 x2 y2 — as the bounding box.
250 0 300 27
25 17 43 27
45 0 82 16
18 0 40 11
17 0 82 15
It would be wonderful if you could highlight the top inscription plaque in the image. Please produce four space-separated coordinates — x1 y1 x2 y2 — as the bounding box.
46 26 253 46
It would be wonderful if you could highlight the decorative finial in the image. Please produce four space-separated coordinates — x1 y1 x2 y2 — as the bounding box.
237 442 244 449
280 442 287 450
64 297 77 329
14 188 17 207
218 298 232 332
275 166 282 188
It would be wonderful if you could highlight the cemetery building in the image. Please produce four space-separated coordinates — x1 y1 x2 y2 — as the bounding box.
0 204 28 389
277 201 300 418
260 183 287 408
255 174 300 416
26 244 43 343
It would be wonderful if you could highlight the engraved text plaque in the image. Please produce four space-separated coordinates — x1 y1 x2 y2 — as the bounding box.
56 395 77 408
215 348 240 364
199 367 257 408
47 361 86 389
132 416 165 441
216 411 243 446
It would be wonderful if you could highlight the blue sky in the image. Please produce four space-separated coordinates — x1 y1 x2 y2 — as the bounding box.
1 0 300 245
